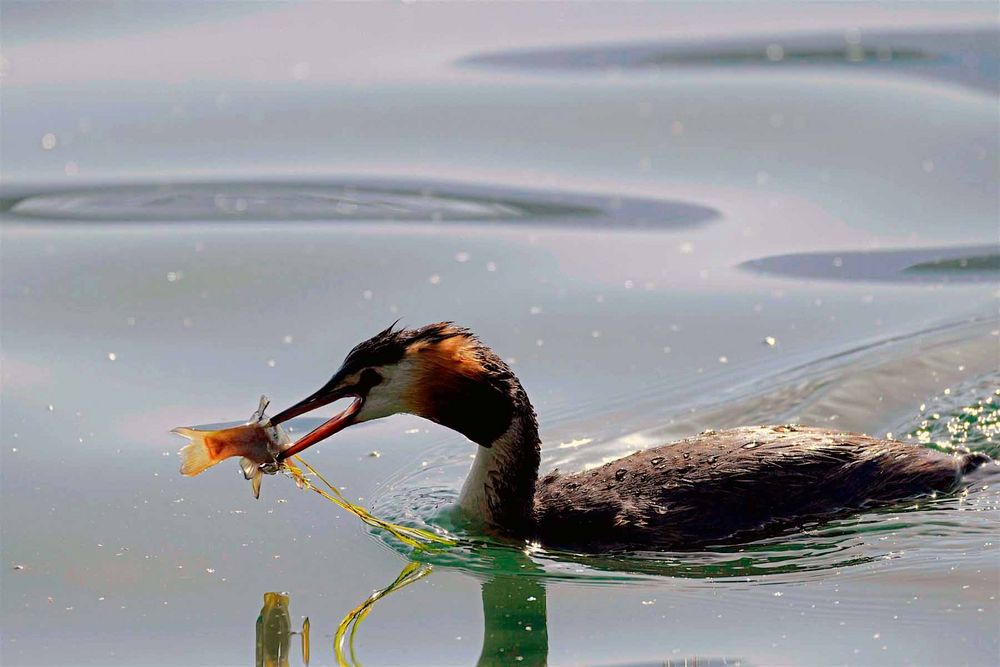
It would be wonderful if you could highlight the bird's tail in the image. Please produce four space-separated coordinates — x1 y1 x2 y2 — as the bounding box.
960 451 993 475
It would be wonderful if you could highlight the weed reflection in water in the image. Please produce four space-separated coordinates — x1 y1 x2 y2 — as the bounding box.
333 562 432 667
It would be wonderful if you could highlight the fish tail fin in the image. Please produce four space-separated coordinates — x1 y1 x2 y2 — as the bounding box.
173 427 219 476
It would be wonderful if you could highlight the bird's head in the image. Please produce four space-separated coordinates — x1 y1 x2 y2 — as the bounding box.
272 322 516 459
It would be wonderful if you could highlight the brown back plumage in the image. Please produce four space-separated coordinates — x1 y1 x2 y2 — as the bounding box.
533 425 987 550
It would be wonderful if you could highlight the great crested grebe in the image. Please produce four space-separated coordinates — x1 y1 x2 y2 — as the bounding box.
269 322 991 550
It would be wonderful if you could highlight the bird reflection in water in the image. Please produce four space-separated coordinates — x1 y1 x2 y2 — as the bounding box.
473 548 548 667
255 592 310 667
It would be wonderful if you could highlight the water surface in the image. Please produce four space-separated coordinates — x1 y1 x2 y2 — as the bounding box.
2 3 998 666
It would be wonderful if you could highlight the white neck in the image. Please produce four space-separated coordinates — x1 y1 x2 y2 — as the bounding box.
458 445 497 517
457 414 540 533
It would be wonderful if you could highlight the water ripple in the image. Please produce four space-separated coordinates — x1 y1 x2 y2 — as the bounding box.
461 28 998 94
1 179 719 228
740 245 998 284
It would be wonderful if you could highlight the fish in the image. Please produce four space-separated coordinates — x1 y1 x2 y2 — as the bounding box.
172 396 291 498
174 399 454 547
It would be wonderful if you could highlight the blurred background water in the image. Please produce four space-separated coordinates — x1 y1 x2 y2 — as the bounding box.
1 3 998 666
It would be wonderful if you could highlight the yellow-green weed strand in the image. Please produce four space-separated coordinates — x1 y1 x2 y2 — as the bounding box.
284 456 455 549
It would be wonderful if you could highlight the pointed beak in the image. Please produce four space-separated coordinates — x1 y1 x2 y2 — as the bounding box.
270 386 364 461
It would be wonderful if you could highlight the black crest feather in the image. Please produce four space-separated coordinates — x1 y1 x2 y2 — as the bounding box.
339 321 475 374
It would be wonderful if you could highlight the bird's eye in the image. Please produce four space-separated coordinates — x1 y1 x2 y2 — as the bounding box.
359 368 382 389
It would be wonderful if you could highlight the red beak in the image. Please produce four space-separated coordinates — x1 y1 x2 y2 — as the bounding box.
271 391 363 461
